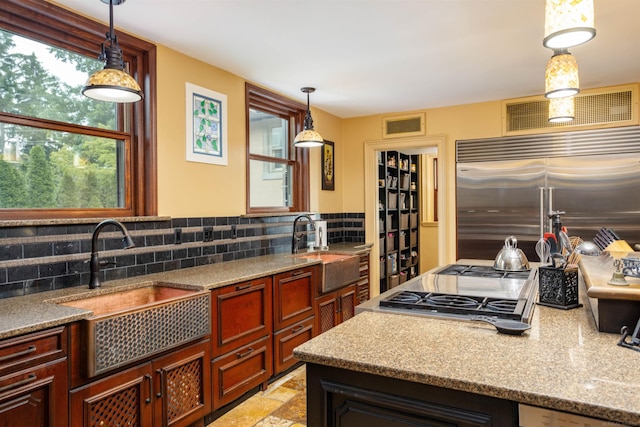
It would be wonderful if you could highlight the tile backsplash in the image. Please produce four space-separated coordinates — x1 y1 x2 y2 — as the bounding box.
0 213 365 299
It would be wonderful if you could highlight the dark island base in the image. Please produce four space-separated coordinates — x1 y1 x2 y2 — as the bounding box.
306 363 518 426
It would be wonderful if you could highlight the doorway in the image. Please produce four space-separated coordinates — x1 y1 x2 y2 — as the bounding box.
364 136 449 298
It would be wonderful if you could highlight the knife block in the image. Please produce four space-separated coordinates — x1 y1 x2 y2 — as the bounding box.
538 266 582 310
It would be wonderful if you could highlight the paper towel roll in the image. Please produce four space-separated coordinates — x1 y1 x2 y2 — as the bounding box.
315 220 328 249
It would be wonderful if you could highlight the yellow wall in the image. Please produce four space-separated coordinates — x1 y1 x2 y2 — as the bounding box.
155 42 638 270
155 45 343 217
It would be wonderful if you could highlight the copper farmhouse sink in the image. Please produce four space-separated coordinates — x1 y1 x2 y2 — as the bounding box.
293 252 361 293
55 282 211 377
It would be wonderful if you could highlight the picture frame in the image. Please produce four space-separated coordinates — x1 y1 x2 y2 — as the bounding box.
322 140 335 191
185 82 228 165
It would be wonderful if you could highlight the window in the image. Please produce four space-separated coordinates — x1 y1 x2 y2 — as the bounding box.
246 83 309 213
0 0 156 219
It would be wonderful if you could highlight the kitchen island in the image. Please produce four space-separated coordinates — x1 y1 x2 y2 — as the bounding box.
294 261 640 426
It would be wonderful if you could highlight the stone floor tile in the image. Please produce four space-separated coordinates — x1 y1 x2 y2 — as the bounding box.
270 392 307 424
209 395 282 426
254 415 293 427
262 385 300 403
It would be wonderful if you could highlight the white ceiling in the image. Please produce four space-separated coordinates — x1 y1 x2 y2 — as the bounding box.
51 0 640 118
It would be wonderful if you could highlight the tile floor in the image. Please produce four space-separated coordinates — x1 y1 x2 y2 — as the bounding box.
207 365 307 427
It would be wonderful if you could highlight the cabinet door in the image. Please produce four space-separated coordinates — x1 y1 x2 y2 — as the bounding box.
338 285 357 324
211 336 272 409
315 293 338 335
0 358 67 427
70 363 153 427
273 266 315 331
273 317 314 375
212 277 272 356
153 339 211 427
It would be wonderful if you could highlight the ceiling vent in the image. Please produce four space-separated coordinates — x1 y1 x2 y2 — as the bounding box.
502 84 639 136
382 113 425 138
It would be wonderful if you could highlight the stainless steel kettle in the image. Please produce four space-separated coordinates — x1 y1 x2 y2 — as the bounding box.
493 236 530 271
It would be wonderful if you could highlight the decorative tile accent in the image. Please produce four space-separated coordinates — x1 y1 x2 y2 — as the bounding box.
0 213 364 299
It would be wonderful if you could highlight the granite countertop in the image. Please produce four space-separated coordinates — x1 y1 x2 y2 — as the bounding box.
0 243 371 340
294 263 640 426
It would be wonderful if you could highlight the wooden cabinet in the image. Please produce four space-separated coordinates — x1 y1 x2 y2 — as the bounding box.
0 326 68 427
356 253 370 304
211 335 271 408
274 317 314 374
273 266 316 374
307 363 517 427
211 277 273 409
315 284 357 335
70 339 210 427
211 276 272 356
273 267 315 331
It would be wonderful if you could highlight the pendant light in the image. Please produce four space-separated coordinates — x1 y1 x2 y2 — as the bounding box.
294 87 323 148
543 0 595 49
548 96 575 123
82 0 143 103
544 49 579 99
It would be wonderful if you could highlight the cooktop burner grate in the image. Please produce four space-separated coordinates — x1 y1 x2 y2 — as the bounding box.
380 291 523 320
436 264 530 280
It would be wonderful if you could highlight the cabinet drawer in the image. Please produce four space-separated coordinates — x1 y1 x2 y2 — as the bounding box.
211 336 272 409
0 358 68 427
0 326 66 377
273 317 314 375
212 277 272 356
273 266 315 331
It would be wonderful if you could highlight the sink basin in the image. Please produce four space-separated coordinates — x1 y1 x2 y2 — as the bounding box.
294 252 361 293
58 282 211 377
60 284 201 316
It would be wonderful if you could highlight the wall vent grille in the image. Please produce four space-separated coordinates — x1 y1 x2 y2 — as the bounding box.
457 126 640 163
503 84 638 135
382 113 425 138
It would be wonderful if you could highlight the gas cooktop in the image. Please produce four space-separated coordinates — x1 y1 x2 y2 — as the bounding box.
372 264 537 322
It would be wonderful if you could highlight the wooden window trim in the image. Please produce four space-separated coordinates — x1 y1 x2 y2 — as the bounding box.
245 83 309 214
0 0 157 219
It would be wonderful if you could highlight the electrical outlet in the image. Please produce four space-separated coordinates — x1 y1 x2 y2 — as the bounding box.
231 224 237 239
203 226 213 242
174 228 182 245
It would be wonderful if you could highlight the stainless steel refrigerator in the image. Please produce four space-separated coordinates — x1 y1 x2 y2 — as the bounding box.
456 127 640 261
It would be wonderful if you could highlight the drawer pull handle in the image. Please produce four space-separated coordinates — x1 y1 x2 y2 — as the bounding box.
236 347 254 359
291 270 306 276
0 345 36 363
0 373 36 393
235 284 251 291
144 374 152 404
156 369 164 398
291 325 305 333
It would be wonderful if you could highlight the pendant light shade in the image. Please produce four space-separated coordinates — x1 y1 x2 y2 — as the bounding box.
82 0 143 103
548 96 575 123
543 0 595 49
294 87 323 148
544 49 579 99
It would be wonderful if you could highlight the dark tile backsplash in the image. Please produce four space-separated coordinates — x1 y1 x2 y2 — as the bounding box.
0 213 365 299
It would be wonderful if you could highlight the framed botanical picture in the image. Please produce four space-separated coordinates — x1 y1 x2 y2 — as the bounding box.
185 82 228 165
322 140 335 191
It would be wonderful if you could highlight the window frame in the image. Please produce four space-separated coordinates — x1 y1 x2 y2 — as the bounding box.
245 83 310 214
0 0 157 219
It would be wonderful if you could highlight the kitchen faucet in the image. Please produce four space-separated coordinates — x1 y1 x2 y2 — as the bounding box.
88 219 136 289
291 214 316 254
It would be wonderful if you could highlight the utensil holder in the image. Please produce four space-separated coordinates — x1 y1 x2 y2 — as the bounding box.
538 266 581 310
